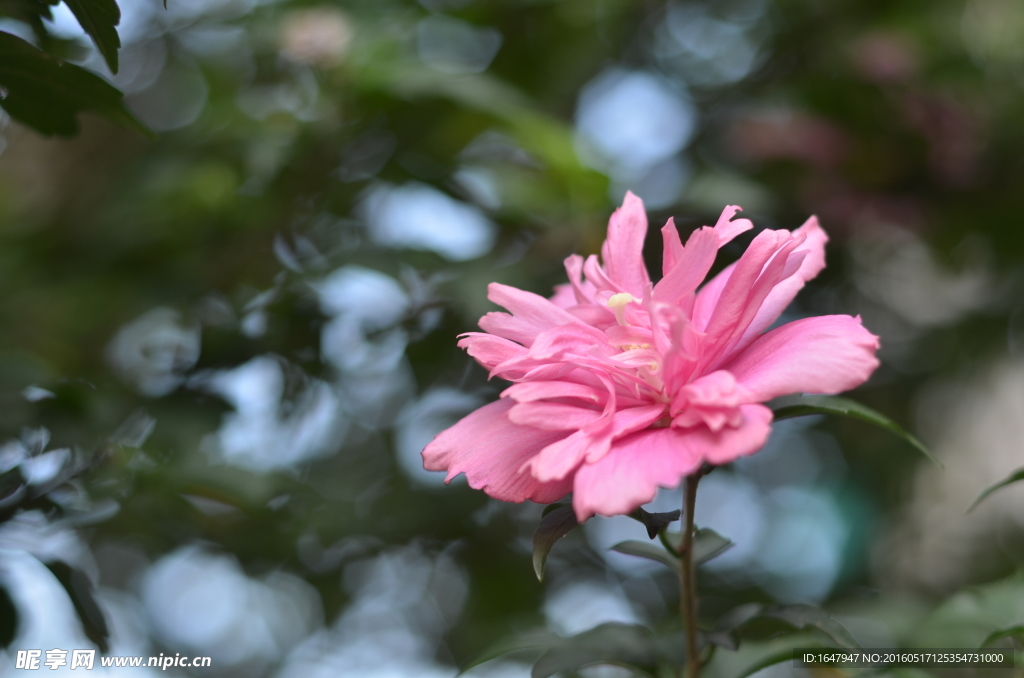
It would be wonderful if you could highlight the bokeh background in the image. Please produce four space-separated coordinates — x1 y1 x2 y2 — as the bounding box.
2 0 1024 674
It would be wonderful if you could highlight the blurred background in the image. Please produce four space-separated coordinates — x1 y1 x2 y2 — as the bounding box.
2 0 1024 674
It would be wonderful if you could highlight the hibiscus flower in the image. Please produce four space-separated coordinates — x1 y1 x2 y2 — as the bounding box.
423 193 879 520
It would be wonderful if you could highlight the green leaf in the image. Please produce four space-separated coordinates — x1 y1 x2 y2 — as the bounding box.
0 585 17 649
610 540 680 570
693 528 733 566
532 504 578 581
764 604 859 649
0 31 149 137
981 625 1024 648
44 561 109 653
0 0 60 39
531 623 660 678
629 507 681 539
458 630 560 674
64 0 120 73
732 642 824 678
969 468 1024 512
705 603 765 651
541 501 568 517
0 468 27 512
770 394 941 467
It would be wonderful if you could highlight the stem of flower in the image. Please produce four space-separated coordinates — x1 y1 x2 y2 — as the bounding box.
679 472 701 678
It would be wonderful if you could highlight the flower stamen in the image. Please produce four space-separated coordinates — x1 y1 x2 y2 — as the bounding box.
607 292 636 326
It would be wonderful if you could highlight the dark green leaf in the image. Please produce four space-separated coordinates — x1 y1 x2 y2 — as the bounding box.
458 630 560 674
541 501 568 517
0 0 60 39
0 31 149 137
732 642 824 678
44 561 109 653
770 394 941 467
64 0 120 73
764 604 859 649
0 585 17 648
705 603 765 651
693 528 733 566
610 540 680 570
0 468 27 511
969 468 1024 512
532 504 578 581
981 625 1024 648
629 507 681 539
531 623 660 678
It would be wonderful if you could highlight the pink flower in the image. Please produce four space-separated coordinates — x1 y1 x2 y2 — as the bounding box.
423 193 880 520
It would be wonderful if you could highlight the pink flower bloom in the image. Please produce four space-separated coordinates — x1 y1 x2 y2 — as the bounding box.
423 193 880 520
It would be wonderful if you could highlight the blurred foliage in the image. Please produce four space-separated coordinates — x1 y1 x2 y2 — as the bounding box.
1 0 1024 674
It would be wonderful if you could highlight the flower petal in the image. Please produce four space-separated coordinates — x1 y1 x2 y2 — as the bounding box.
502 380 607 405
696 403 773 465
571 403 772 519
458 332 527 371
600 191 651 297
661 217 685 276
712 205 754 246
692 262 735 332
699 229 807 371
571 429 701 519
653 226 719 305
565 254 599 304
525 404 665 482
549 283 577 309
724 315 880 401
529 323 615 361
729 216 828 356
422 399 573 503
508 402 603 430
479 283 585 346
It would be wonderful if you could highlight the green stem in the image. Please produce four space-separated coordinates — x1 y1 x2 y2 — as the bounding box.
679 473 701 678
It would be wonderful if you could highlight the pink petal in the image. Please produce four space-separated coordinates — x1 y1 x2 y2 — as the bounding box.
571 429 702 519
661 218 685 276
712 205 754 245
653 226 719 305
729 216 828 356
529 323 615 361
525 429 597 483
525 403 665 482
508 402 603 430
694 403 773 465
502 381 607 405
422 399 572 503
583 254 621 295
699 230 806 371
571 403 772 519
458 333 527 371
692 262 735 332
564 254 599 306
503 377 651 410
600 191 651 297
479 283 584 347
724 315 880 401
566 304 616 327
585 403 666 461
550 283 577 309
605 325 654 347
